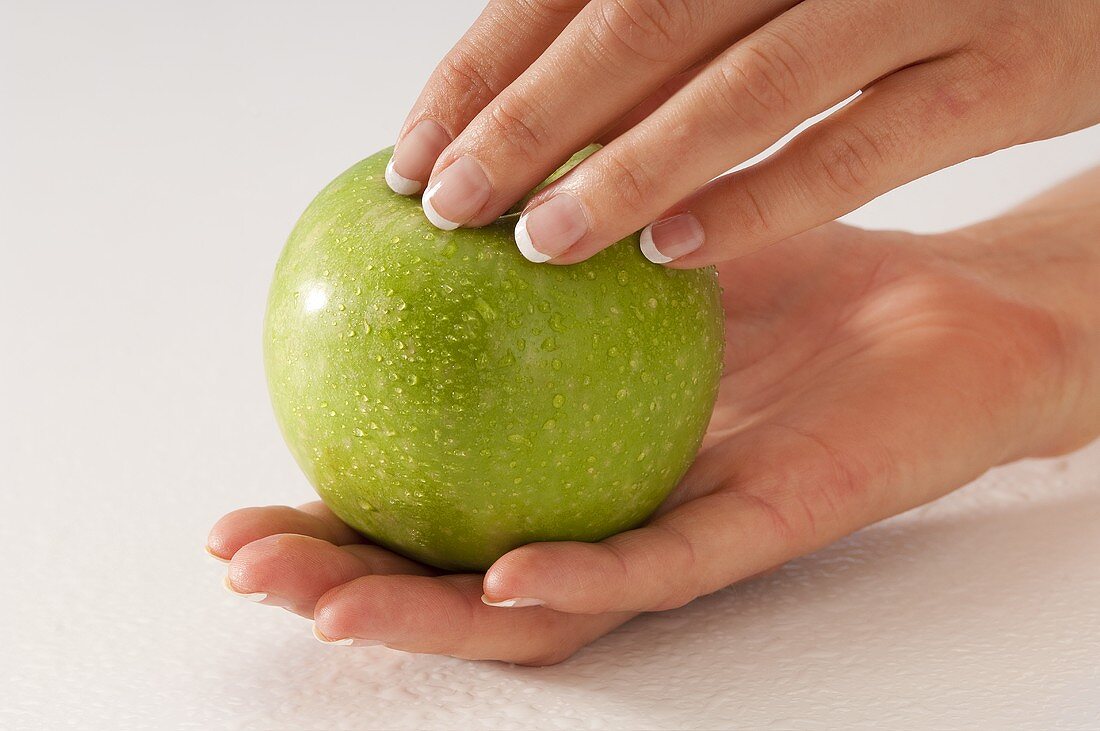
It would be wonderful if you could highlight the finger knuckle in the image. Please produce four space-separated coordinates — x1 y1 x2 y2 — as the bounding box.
436 50 499 108
484 95 551 157
598 152 656 213
807 123 889 200
714 33 806 134
592 0 694 65
725 183 777 243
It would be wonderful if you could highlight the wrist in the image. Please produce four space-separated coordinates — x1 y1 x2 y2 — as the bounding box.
942 206 1100 459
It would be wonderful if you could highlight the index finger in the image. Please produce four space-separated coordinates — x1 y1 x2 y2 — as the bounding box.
385 0 588 194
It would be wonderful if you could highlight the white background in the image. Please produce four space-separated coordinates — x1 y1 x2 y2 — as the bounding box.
2 2 1099 729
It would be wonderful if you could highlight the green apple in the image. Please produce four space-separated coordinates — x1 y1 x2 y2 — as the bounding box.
264 148 725 571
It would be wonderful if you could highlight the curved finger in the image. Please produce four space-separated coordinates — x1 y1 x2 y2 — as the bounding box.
516 0 974 264
206 502 362 560
386 0 588 194
481 491 778 613
481 421 887 614
419 0 777 231
652 53 1020 267
224 533 434 616
313 573 632 664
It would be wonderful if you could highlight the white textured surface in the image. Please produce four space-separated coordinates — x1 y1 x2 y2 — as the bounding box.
2 2 1099 729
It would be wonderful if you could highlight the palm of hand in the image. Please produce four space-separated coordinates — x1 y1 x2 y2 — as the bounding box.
211 224 1056 664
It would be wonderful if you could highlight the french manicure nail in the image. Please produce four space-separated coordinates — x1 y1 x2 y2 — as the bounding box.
514 194 587 263
386 119 451 196
422 156 491 230
312 624 382 647
481 595 545 608
386 158 421 196
223 575 267 603
639 213 704 264
205 545 230 564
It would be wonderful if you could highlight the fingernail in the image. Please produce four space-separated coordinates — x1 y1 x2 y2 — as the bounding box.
223 575 267 603
481 595 544 608
386 119 450 196
515 194 587 263
640 213 704 264
205 545 230 564
312 624 382 647
422 156 491 230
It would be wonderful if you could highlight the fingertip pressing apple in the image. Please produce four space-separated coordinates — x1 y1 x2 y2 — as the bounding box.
512 213 549 263
639 214 705 265
386 120 453 196
420 156 492 231
513 194 588 263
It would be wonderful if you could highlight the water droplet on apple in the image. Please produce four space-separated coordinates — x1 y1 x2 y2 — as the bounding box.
508 434 532 447
474 298 496 321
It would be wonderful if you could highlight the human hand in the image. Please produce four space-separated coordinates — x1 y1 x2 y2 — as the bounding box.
384 0 1100 267
209 169 1100 664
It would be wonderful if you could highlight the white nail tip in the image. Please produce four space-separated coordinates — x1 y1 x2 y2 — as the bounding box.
312 625 355 646
205 545 230 564
385 158 422 195
481 595 544 608
222 575 267 603
514 215 551 263
639 225 673 264
421 183 461 231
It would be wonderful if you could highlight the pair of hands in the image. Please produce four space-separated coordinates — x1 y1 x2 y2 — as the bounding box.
210 167 1100 664
384 0 1100 266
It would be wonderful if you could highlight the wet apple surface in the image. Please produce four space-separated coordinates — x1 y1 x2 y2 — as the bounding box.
264 148 725 570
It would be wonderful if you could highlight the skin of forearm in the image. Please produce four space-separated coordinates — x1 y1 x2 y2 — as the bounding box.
947 165 1100 457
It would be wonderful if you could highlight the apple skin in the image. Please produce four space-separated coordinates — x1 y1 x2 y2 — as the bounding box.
264 148 725 571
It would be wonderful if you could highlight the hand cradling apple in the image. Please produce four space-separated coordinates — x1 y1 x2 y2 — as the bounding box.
264 148 724 570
